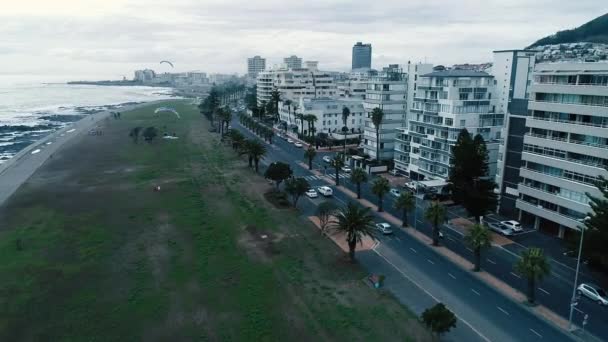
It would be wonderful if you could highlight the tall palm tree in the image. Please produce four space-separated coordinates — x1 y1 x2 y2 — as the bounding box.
296 113 305 137
342 106 350 157
284 99 293 126
394 191 415 227
465 224 492 272
350 168 368 199
371 107 384 161
515 248 551 304
247 140 266 173
371 177 390 212
425 201 446 246
292 103 300 133
304 146 316 170
332 202 376 262
331 156 345 186
222 108 232 136
308 115 318 139
240 139 255 168
270 88 281 122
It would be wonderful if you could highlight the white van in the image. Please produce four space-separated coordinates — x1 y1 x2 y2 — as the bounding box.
317 186 333 197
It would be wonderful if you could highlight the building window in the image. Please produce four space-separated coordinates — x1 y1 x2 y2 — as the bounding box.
445 118 453 126
460 119 466 127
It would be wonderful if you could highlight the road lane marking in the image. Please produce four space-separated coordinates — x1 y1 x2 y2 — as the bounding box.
448 273 456 280
510 272 521 279
427 259 435 265
538 287 550 295
395 237 402 242
466 247 473 253
67 129 76 133
446 236 455 242
471 289 481 296
486 258 496 264
573 306 584 314
409 247 417 254
31 149 41 154
497 306 510 316
529 328 542 338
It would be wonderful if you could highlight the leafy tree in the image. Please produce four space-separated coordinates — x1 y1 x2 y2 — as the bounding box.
421 303 457 337
350 168 368 199
143 126 158 142
264 162 293 190
285 177 310 207
332 202 376 262
394 191 415 227
514 247 551 304
465 224 492 272
316 201 338 236
371 177 390 212
583 167 608 271
304 147 316 170
425 201 446 246
342 106 350 155
129 126 142 143
371 107 384 161
331 156 345 186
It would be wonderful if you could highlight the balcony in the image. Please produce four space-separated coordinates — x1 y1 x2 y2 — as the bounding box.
526 117 608 137
516 199 581 230
521 151 607 177
523 134 608 159
517 184 590 216
528 101 608 117
531 83 607 97
518 168 602 199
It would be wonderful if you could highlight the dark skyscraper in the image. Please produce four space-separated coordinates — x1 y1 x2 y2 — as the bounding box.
352 42 372 70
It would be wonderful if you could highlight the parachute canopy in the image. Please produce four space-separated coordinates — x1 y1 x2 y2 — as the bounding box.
154 107 180 119
160 60 174 68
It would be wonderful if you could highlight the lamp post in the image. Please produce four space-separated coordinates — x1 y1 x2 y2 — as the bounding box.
568 225 586 331
413 182 419 231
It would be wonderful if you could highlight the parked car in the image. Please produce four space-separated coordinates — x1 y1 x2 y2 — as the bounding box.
322 156 332 163
577 283 608 305
487 222 514 236
405 182 417 192
294 142 303 148
305 189 318 198
389 188 401 197
317 186 333 197
375 223 393 235
500 220 523 232
287 138 293 143
341 166 352 173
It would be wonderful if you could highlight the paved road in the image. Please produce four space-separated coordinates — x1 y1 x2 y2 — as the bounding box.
232 117 574 342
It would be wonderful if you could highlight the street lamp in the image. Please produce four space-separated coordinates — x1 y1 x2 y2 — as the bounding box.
568 224 586 331
413 182 419 231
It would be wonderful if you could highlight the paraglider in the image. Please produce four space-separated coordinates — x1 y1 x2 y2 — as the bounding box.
160 60 174 68
154 107 180 119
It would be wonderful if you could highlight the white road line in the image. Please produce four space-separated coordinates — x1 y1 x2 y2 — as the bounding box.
486 258 496 264
466 247 473 253
510 272 521 279
446 236 455 242
373 249 491 342
538 287 550 295
529 328 543 338
409 247 418 254
448 273 457 280
574 306 584 314
395 237 402 242
497 306 510 316
427 259 435 265
66 128 76 133
471 289 481 296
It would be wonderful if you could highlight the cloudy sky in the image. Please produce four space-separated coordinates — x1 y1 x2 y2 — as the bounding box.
1 0 605 81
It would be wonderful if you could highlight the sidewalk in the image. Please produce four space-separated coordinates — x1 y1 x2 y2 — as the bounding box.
307 216 376 252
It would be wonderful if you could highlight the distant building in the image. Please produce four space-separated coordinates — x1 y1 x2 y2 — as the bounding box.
352 42 372 70
284 55 303 69
134 69 156 83
305 61 319 71
255 65 338 106
247 56 266 79
278 97 365 136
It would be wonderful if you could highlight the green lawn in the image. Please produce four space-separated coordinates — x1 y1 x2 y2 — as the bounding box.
0 100 431 341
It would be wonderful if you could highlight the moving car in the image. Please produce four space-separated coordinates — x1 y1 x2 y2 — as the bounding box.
577 283 608 305
322 156 332 163
375 223 393 235
287 138 293 143
500 220 523 232
487 222 514 236
341 166 352 173
389 188 401 197
305 189 318 198
317 186 333 197
294 142 303 148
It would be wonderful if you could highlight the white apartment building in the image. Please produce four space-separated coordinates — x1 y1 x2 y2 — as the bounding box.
278 98 365 136
362 65 407 161
515 61 608 238
256 66 338 106
400 69 502 181
284 55 303 69
247 56 266 79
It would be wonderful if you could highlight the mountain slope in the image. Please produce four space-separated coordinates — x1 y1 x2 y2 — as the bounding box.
529 13 608 47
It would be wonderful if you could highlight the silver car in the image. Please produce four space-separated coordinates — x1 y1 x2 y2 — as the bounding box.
375 223 393 235
487 223 514 236
577 283 608 305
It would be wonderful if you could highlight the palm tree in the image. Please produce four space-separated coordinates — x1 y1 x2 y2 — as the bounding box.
394 191 415 227
465 224 492 271
332 202 376 262
425 201 446 246
296 113 305 137
350 168 368 199
247 140 266 173
342 106 350 157
331 156 345 186
292 103 300 133
514 248 551 304
304 147 316 170
285 177 310 207
371 107 384 161
240 139 255 168
222 108 232 136
371 177 390 212
270 88 281 122
308 115 318 140
284 99 293 126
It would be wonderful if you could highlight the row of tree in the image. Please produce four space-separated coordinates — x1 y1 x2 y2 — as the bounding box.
239 113 274 144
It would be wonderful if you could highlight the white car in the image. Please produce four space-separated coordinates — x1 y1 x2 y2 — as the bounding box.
305 189 318 198
322 156 332 163
294 142 303 148
389 188 401 197
487 222 514 236
404 182 417 192
500 220 523 232
577 283 608 305
375 223 393 235
341 166 352 173
287 138 294 143
317 186 333 197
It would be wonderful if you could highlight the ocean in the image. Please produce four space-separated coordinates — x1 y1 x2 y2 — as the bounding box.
0 80 177 163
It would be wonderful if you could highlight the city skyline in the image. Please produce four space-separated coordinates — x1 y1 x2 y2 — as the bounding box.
1 0 604 81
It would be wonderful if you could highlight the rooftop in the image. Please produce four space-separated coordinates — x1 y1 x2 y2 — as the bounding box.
421 70 492 78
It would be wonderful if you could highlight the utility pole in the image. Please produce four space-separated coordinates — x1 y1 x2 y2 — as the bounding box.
568 226 586 331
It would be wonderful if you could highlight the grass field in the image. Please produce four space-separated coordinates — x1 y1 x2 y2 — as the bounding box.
0 100 432 341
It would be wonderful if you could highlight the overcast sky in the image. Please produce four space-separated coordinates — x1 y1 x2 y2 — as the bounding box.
1 0 605 81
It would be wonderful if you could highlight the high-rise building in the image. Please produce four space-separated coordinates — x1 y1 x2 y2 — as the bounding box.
515 61 608 238
399 69 501 182
283 55 303 69
352 42 372 70
247 56 266 79
362 64 407 161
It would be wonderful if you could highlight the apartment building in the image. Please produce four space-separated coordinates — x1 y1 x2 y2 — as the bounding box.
352 42 372 70
278 98 365 135
255 66 338 106
515 61 608 238
284 55 303 69
362 64 407 161
247 56 266 79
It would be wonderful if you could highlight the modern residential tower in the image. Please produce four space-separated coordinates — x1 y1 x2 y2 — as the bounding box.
352 42 372 70
247 56 266 79
284 55 303 69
